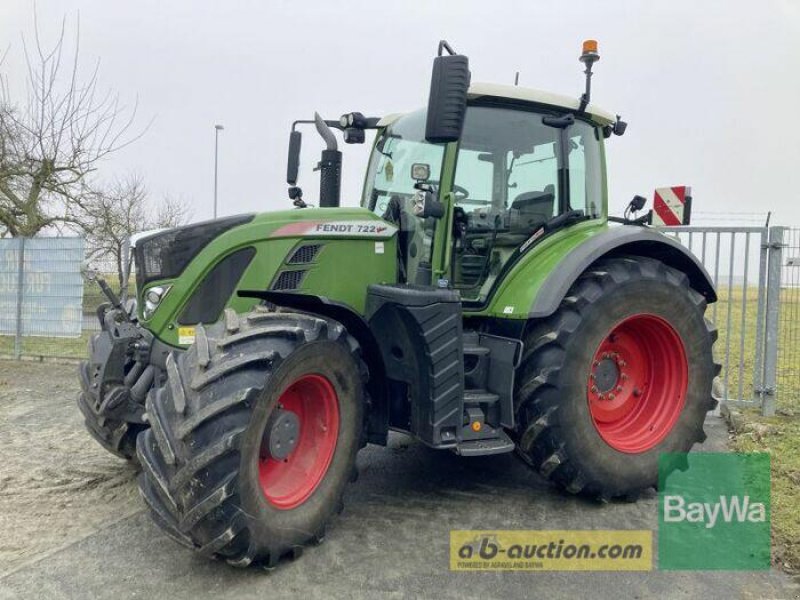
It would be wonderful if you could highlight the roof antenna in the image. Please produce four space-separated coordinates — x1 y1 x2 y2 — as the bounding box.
514 71 519 86
577 39 599 113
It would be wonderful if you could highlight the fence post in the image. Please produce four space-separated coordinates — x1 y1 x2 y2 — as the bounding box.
752 227 769 405
13 237 26 359
761 226 785 416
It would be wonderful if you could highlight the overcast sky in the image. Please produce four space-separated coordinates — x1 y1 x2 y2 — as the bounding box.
2 0 799 226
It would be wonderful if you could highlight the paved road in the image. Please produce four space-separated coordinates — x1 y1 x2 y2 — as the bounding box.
1 403 797 600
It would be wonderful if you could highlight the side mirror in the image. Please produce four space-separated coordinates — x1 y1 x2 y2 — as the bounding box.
287 130 302 185
425 41 471 144
604 115 627 138
413 188 445 219
613 116 628 136
343 128 365 144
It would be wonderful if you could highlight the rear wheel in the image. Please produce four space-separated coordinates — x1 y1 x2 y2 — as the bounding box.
137 308 365 567
514 256 719 499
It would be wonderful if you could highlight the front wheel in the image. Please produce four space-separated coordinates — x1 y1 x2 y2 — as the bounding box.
514 256 719 499
137 308 365 567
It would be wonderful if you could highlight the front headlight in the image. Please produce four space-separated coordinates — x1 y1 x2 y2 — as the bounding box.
143 285 171 319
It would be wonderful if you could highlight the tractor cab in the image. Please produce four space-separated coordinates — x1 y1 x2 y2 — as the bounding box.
362 89 611 303
285 40 625 310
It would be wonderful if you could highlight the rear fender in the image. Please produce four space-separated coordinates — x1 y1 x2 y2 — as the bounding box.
484 225 716 322
527 226 717 318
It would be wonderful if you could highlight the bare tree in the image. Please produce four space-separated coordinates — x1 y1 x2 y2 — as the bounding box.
83 175 190 300
0 10 144 237
154 193 191 231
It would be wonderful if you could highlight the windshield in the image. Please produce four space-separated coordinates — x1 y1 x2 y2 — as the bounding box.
362 109 445 215
363 110 445 284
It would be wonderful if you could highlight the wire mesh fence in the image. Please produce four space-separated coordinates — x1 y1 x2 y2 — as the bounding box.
661 225 796 414
0 238 128 360
0 237 86 359
662 227 769 407
778 228 800 412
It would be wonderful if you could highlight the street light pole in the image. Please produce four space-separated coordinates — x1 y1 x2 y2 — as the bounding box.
213 124 224 219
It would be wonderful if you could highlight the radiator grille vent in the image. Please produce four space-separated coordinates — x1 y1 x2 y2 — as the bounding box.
272 270 306 291
287 244 322 265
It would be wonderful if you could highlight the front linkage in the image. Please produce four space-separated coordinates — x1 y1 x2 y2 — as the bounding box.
77 272 172 459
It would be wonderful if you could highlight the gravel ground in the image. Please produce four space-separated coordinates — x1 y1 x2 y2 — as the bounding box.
0 361 140 576
0 359 798 599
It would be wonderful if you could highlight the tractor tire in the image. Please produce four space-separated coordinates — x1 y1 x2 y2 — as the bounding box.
78 331 146 461
136 308 366 567
77 389 141 460
514 256 719 500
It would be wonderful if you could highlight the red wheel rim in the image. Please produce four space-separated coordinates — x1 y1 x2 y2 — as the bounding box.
258 374 339 509
587 314 688 453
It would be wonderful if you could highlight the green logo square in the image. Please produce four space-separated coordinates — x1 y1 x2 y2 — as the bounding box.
658 452 770 570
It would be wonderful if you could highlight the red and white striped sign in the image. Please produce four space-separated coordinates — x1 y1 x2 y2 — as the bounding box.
653 186 692 226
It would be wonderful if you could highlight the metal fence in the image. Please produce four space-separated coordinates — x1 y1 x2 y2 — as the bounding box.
661 225 792 415
0 238 122 361
778 228 800 412
0 237 88 360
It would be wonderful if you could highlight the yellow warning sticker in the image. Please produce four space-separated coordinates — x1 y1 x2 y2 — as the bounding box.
178 326 196 345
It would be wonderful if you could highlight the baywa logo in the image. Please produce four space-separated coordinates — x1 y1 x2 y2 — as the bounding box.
658 452 771 570
663 494 767 528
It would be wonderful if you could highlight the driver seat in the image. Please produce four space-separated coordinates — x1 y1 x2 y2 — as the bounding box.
509 185 555 233
493 185 555 247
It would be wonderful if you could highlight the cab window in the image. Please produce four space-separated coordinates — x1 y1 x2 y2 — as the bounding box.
452 105 603 302
568 122 603 218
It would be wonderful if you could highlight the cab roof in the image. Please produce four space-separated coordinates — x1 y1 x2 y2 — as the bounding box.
377 82 617 128
467 82 616 125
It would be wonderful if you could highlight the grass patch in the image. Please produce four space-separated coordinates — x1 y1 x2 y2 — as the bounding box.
0 332 92 360
82 275 133 313
712 286 799 411
729 408 800 575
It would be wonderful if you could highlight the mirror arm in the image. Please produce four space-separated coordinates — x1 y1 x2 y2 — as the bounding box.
438 40 457 56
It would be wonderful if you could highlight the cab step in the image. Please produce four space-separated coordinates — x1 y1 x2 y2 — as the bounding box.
464 390 500 405
455 430 515 456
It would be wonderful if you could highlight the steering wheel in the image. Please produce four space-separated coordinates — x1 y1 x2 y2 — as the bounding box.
452 184 470 202
427 180 470 202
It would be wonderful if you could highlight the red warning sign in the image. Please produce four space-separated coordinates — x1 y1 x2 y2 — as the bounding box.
653 186 692 226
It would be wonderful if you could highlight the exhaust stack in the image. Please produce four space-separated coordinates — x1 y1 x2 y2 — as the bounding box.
314 112 341 208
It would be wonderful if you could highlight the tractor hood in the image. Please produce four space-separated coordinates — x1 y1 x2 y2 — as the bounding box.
134 207 394 288
133 206 398 346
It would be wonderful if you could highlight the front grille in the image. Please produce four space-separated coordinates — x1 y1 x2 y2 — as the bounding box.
287 243 322 265
272 270 306 291
134 214 254 288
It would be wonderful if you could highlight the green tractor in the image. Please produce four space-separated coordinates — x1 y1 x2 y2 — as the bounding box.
79 40 719 568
